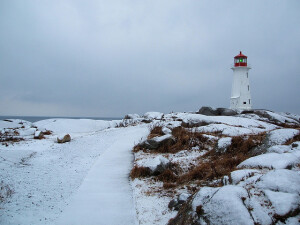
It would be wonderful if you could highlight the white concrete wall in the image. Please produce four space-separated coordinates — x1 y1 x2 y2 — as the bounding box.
230 66 252 110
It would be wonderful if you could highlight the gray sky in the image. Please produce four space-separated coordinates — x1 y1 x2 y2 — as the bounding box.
1 0 300 117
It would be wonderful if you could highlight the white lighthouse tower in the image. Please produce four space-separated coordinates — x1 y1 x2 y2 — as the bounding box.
230 51 252 110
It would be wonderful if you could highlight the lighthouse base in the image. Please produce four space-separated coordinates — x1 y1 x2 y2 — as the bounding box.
230 96 252 110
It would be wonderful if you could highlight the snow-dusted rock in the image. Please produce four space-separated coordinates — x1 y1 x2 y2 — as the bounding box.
267 144 292 153
268 129 299 145
238 151 300 169
197 106 218 116
264 190 300 216
216 137 232 153
136 155 170 174
143 112 164 120
230 169 261 185
57 134 71 143
192 186 253 225
162 127 172 135
34 131 44 139
257 169 300 194
18 128 36 136
141 134 175 150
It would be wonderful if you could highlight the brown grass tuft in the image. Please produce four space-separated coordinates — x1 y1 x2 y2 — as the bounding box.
148 125 164 139
157 169 177 183
178 133 266 185
130 166 152 180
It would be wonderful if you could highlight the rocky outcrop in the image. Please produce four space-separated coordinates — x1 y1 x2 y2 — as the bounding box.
197 107 237 116
57 134 71 143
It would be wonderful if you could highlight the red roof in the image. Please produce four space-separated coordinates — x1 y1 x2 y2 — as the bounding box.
234 51 247 58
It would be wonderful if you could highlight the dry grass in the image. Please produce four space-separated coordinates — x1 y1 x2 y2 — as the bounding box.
177 133 266 185
42 130 52 135
130 166 152 180
148 125 164 139
133 126 211 154
157 127 210 154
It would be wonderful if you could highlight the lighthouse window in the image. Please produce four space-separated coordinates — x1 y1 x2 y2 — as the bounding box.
243 102 247 105
248 85 249 91
247 73 248 78
249 99 251 104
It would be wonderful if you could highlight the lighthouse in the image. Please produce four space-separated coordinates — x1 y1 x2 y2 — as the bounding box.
230 51 252 110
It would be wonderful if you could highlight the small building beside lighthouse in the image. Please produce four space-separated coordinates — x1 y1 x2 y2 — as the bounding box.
230 51 252 110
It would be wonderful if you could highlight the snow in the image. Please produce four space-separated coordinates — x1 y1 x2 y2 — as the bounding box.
136 155 169 172
257 169 300 194
34 119 117 137
56 126 149 225
238 151 300 169
268 128 299 145
162 127 172 134
217 137 232 149
143 112 164 120
192 186 253 225
0 119 148 225
152 133 173 143
264 190 300 216
230 169 261 185
1 109 300 225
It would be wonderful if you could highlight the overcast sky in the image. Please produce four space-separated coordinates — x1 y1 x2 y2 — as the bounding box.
0 0 299 117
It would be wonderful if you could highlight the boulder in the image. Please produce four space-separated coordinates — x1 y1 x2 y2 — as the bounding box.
57 134 71 143
34 131 44 139
216 108 238 116
137 155 170 175
197 107 237 116
141 134 175 150
197 106 218 116
168 193 190 211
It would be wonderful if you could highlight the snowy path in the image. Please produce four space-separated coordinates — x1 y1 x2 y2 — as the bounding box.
56 126 148 225
0 122 148 225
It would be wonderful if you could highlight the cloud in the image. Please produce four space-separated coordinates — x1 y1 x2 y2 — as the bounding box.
0 0 299 116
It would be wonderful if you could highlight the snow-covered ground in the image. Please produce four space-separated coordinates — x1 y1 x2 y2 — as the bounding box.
0 119 148 225
1 109 300 225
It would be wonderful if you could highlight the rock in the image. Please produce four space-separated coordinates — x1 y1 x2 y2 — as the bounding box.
141 134 175 150
197 106 218 116
216 108 238 116
162 127 172 135
124 114 140 119
34 131 44 139
292 143 298 148
137 155 170 175
216 137 232 153
197 106 238 116
57 134 71 143
168 193 190 211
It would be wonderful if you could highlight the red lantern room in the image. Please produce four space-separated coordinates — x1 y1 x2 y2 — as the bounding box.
234 51 247 67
